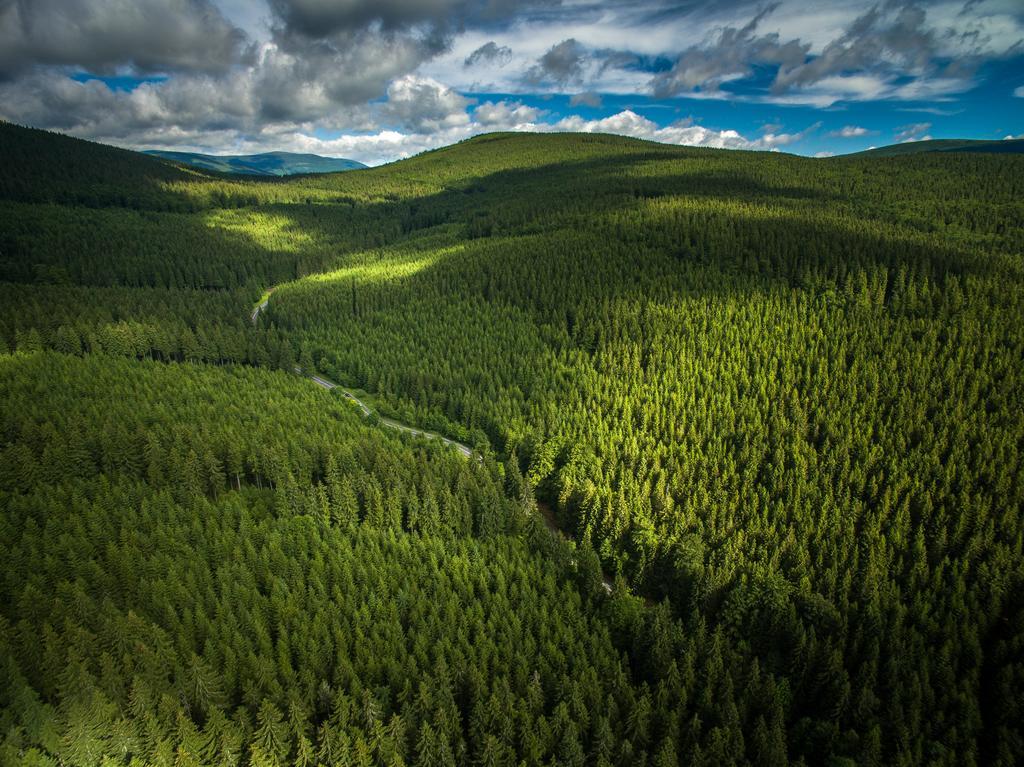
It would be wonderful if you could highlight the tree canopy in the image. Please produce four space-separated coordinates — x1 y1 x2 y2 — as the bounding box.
1 122 1022 765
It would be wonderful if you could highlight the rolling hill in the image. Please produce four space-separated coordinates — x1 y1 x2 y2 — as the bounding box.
144 149 367 176
1 122 1023 766
849 137 1024 157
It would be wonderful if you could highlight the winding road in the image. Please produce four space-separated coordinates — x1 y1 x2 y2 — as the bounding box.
250 298 269 324
254 291 613 593
253 295 474 459
306 370 475 458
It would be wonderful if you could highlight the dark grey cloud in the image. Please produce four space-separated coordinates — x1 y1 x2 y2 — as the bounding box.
268 0 559 39
256 0 545 120
771 4 950 92
569 91 602 107
650 1 1005 100
267 0 463 38
652 5 807 96
0 0 462 135
598 50 640 75
0 0 250 78
0 68 260 140
527 38 587 86
464 41 512 67
256 27 443 120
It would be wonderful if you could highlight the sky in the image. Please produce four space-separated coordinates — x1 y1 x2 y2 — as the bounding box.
1 0 1022 165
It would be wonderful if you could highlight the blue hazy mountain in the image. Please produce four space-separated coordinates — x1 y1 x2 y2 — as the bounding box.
143 149 367 176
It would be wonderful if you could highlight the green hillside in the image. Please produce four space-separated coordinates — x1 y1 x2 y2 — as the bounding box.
0 121 193 208
2 122 1023 766
849 137 1024 157
145 149 367 176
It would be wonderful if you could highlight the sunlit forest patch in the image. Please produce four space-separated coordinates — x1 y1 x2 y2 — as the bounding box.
2 122 1022 766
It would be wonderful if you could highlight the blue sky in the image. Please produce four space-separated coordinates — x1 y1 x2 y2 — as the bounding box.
1 0 1022 164
457 51 1024 157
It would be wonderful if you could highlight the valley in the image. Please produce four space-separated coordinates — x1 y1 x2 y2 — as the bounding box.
1 121 1022 766
258 287 615 591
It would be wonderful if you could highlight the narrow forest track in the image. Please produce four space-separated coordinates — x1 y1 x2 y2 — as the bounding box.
249 299 268 324
305 370 475 458
254 291 612 594
537 501 615 593
252 295 474 459
249 287 275 323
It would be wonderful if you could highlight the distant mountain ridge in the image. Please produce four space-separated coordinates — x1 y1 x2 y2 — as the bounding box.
143 149 367 176
849 138 1024 158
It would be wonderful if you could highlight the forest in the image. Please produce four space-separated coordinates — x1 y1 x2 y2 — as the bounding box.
1 121 1022 766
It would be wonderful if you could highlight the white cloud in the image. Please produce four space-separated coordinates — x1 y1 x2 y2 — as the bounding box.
894 122 933 143
897 105 964 116
828 125 873 138
473 100 544 126
332 108 817 165
1014 86 1024 97
303 109 816 164
3 0 1022 164
549 110 817 151
0 73 822 164
381 75 471 131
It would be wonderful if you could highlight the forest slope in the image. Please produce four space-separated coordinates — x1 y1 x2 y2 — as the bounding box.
1 352 668 765
256 132 1024 766
2 123 1023 765
851 137 1024 157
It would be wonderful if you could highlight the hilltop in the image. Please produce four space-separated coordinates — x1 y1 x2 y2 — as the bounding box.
144 149 367 176
850 137 1024 157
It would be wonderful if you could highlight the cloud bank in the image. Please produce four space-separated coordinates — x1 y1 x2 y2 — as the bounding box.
0 0 1021 162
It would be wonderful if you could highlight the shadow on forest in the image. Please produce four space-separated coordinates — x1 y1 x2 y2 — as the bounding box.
238 147 1020 497
10 138 1005 297
234 147 1013 316
0 201 314 291
6 141 1014 383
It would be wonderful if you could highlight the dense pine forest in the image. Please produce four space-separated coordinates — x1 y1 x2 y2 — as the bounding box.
1 121 1023 766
